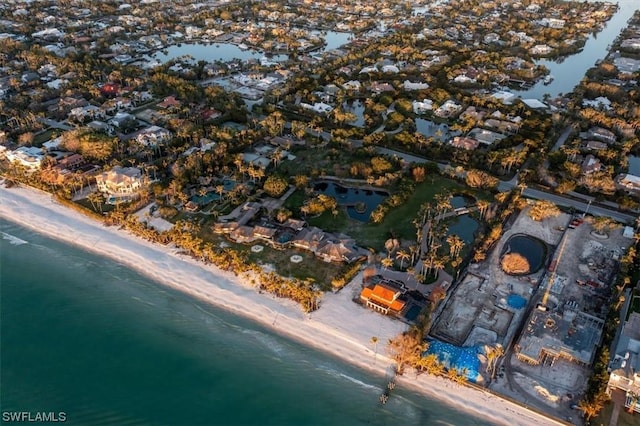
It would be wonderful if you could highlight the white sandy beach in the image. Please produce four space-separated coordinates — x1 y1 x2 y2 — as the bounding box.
0 185 565 426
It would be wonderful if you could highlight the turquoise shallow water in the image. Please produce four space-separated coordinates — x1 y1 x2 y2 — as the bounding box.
0 219 492 426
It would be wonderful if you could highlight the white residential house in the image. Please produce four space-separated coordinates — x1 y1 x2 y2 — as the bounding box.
342 80 362 91
621 38 640 50
300 102 334 114
530 44 552 56
453 75 476 84
403 80 429 91
96 166 146 200
68 105 105 123
359 65 378 74
381 64 400 73
484 33 500 44
614 57 640 74
543 18 566 29
616 173 640 193
135 125 172 147
434 100 462 118
4 146 45 171
581 155 602 175
491 91 517 105
42 137 63 151
607 313 640 414
583 96 612 110
32 28 64 41
109 112 137 129
467 128 506 146
412 99 434 114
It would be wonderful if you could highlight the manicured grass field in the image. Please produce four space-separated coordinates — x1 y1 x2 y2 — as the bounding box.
594 401 638 426
308 176 484 251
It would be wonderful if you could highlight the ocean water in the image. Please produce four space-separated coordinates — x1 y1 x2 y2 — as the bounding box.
0 220 492 426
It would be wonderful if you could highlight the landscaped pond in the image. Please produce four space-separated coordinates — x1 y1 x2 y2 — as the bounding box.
628 156 640 176
501 234 547 275
415 119 460 143
450 194 476 209
447 215 479 244
151 43 287 64
314 181 388 222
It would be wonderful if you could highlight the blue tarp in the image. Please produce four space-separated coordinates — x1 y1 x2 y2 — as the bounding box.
424 339 483 382
507 293 527 309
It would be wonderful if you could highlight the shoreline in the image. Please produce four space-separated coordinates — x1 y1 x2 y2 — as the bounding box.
0 185 566 426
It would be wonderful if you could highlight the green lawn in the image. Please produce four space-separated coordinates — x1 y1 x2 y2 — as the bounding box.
198 175 488 283
301 175 487 251
593 402 638 426
246 245 344 290
198 221 343 289
336 176 482 250
33 129 58 146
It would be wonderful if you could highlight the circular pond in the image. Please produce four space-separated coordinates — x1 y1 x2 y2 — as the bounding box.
501 234 547 275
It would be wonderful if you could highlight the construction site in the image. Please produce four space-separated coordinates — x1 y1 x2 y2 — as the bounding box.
502 213 634 418
429 205 635 421
431 207 567 352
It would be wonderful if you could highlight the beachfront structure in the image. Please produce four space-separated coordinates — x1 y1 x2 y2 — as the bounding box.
213 203 365 264
95 166 146 201
515 306 604 366
360 281 407 315
4 146 45 172
607 312 640 413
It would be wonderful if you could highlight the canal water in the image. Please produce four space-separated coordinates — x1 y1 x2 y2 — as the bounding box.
151 30 354 64
513 0 640 99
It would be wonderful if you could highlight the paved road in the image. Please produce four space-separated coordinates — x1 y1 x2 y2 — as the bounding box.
551 125 575 152
304 125 637 226
497 173 636 225
37 117 73 131
521 187 636 224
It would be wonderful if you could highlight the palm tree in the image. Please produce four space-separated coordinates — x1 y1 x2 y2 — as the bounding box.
578 398 603 421
87 191 104 213
370 336 379 365
215 184 225 200
434 193 452 220
476 199 490 220
387 333 428 375
432 257 446 279
381 256 394 270
592 216 617 236
447 234 465 258
396 250 410 270
485 344 504 380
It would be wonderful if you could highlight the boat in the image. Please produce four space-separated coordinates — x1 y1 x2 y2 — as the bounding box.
543 75 554 85
238 43 249 50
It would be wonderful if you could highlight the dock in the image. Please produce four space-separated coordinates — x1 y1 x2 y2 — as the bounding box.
378 365 397 405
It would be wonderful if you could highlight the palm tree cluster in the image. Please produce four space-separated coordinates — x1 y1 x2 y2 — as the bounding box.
99 214 323 312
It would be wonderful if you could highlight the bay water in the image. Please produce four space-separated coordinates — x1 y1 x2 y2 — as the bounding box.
0 220 492 426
